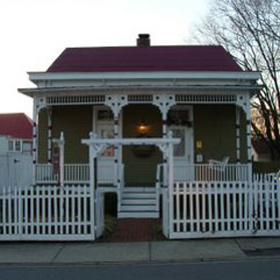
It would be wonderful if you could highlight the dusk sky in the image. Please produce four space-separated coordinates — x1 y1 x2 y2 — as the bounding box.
0 0 209 118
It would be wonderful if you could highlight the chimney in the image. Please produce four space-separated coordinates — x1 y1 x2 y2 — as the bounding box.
137 34 150 46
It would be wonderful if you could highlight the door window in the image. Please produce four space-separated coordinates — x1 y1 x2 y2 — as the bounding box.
99 127 114 157
171 128 186 157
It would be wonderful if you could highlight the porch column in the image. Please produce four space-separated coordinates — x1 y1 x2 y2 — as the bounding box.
47 107 52 164
32 97 47 185
245 95 252 181
162 113 168 187
235 106 241 163
153 93 176 187
104 94 127 187
237 93 252 181
166 133 175 238
32 99 38 185
113 114 120 186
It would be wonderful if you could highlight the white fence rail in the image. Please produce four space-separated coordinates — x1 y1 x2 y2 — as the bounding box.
0 185 95 241
168 175 280 239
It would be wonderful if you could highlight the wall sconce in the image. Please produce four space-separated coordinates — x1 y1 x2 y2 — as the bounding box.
138 118 148 136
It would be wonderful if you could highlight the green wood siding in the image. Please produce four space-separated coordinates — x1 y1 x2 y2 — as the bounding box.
122 104 162 186
38 106 92 164
37 103 248 168
194 105 247 163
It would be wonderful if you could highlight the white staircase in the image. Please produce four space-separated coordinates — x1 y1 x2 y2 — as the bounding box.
118 187 159 218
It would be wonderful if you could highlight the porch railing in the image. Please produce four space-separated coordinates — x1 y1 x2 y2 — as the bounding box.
156 163 250 185
35 162 117 185
36 162 250 185
175 163 249 182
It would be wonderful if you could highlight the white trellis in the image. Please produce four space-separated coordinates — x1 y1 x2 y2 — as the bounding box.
81 131 180 236
81 131 180 189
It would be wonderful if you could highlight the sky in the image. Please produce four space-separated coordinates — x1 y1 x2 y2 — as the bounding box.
0 0 209 118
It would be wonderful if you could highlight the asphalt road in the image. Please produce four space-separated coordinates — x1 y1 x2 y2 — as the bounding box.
1 259 280 280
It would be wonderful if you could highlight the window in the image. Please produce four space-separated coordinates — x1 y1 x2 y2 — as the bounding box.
97 110 114 121
15 140 21 151
100 127 114 157
8 140 22 152
167 110 189 126
171 128 186 157
8 141 14 151
22 142 32 154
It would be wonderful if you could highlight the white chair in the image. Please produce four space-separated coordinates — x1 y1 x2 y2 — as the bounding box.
208 156 230 172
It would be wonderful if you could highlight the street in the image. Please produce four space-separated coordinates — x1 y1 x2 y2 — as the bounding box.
1 259 280 280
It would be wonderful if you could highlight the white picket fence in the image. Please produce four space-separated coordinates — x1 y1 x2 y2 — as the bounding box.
167 174 280 239
0 185 95 241
1 174 280 241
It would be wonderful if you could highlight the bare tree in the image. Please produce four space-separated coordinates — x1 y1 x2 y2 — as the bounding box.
191 0 280 160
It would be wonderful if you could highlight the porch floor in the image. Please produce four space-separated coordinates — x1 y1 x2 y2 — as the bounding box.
101 219 165 242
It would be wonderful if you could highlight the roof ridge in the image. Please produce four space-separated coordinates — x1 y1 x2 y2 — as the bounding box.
64 45 223 49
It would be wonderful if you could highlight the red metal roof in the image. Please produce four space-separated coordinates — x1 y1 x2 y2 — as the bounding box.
47 45 242 73
0 113 32 140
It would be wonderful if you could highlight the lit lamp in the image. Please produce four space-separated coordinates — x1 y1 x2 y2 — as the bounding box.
138 119 148 136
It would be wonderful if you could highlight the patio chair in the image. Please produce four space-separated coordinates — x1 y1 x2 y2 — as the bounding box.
208 156 230 172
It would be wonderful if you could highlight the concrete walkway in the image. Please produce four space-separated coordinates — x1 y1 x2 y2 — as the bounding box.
0 237 279 265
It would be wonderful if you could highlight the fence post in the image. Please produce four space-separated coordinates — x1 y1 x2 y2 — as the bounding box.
168 132 174 238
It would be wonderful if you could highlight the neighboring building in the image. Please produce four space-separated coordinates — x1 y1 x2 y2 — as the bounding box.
19 34 261 219
0 113 32 155
0 113 33 189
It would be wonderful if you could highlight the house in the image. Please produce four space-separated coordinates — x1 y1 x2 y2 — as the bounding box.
12 34 272 241
0 113 33 189
0 113 32 155
18 33 260 215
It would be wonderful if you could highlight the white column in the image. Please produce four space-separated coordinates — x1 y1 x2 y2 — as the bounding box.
88 133 96 240
113 114 119 187
168 133 174 238
236 106 241 163
47 107 52 164
32 99 38 185
162 112 168 187
59 132 65 188
245 95 252 182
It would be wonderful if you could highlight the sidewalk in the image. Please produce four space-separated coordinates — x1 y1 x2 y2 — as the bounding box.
0 237 279 265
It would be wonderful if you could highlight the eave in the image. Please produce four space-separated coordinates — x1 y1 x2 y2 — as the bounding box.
18 84 262 98
28 71 261 85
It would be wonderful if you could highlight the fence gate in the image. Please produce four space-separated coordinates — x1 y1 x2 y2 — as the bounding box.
0 185 95 241
168 177 280 239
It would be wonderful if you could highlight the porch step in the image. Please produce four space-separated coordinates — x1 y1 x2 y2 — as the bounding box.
118 187 159 219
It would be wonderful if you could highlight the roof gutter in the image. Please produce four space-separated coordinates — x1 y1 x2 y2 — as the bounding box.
28 71 261 85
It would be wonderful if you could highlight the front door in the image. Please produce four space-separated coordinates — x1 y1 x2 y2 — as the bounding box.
94 107 115 185
168 106 194 181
